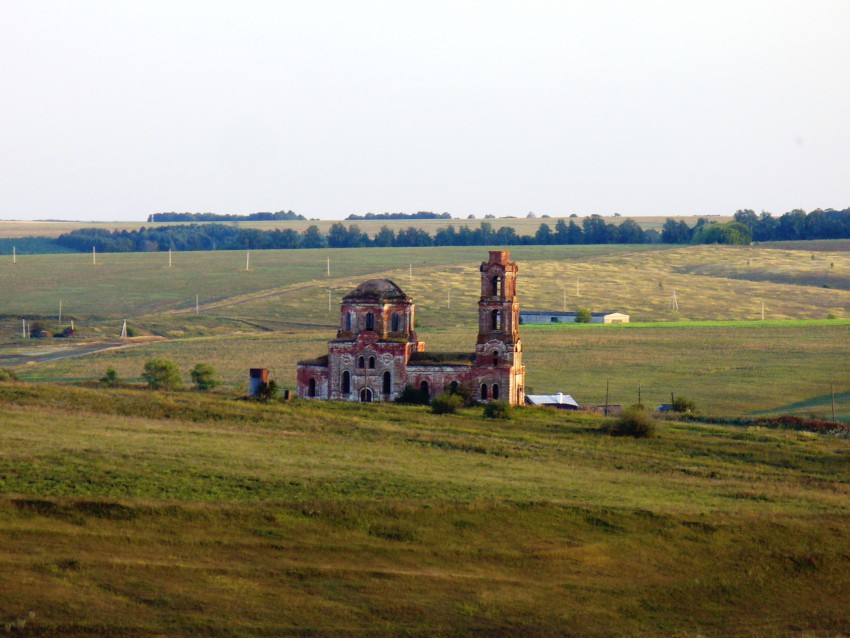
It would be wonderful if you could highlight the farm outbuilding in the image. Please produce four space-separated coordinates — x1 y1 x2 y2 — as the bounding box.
519 311 629 324
525 393 579 410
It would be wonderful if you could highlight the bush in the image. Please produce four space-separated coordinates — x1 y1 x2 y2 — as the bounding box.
483 401 511 420
605 404 655 438
142 358 182 390
396 384 430 405
0 368 19 382
671 395 696 413
575 308 592 323
431 392 463 415
257 380 278 402
100 367 118 385
190 363 219 391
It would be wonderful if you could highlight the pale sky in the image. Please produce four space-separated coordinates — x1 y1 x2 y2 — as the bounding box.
1 1 849 221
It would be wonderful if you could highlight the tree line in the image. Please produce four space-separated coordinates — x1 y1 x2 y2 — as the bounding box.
147 211 305 222
22 207 850 254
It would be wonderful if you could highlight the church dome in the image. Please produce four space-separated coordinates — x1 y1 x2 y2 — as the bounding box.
343 279 410 302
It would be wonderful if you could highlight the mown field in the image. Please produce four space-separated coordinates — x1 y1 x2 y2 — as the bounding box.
2 242 849 417
0 384 848 636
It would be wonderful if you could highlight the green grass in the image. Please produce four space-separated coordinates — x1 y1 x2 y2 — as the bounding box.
0 383 848 636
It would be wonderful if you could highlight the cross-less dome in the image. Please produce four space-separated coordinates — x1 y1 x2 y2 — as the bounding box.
343 279 410 302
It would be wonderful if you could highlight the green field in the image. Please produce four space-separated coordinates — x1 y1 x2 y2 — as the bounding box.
0 384 848 636
2 241 850 635
2 242 849 418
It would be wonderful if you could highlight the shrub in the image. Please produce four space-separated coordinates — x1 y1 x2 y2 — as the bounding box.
190 363 219 391
257 380 278 402
483 401 511 420
0 368 19 382
396 384 429 405
671 395 696 413
575 308 592 323
100 367 118 385
605 404 655 438
431 392 463 415
142 358 182 390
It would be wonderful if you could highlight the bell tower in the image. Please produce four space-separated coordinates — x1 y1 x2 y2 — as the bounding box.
476 251 522 368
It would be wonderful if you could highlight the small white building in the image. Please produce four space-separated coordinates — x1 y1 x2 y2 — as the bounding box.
525 392 580 410
519 311 629 325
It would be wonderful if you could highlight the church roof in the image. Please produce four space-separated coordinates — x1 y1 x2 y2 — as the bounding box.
343 279 410 302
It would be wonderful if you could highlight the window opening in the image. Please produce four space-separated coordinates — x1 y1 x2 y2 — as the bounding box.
492 384 500 400
366 312 374 331
480 384 488 400
341 371 350 394
368 356 376 369
383 371 391 394
308 378 316 398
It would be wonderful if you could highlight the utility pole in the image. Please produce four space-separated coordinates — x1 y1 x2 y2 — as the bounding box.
761 300 765 321
327 256 330 277
832 384 836 422
604 380 609 417
12 246 16 264
638 383 641 406
58 300 62 324
92 246 96 265
246 251 250 272
447 289 451 309
409 263 413 287
22 319 26 339
169 248 172 268
328 289 332 312
195 294 199 316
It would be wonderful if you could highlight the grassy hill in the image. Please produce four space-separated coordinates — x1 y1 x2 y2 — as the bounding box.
0 383 848 636
2 243 849 417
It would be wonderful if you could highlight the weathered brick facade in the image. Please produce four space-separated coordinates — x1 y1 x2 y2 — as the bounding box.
296 250 526 404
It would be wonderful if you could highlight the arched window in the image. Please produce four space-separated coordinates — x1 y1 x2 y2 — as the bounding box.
308 378 316 398
392 313 400 332
365 312 374 331
420 381 430 401
368 356 376 369
357 356 365 368
449 381 459 395
490 310 499 330
492 384 500 400
492 351 499 366
480 384 488 400
341 371 350 394
345 312 352 331
491 275 500 297
360 388 372 402
383 371 391 394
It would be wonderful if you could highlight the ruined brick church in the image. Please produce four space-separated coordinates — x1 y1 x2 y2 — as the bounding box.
296 251 526 404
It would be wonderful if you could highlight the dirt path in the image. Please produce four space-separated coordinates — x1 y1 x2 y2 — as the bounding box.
0 337 165 368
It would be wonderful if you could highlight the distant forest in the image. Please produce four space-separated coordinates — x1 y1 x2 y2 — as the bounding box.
345 212 452 221
2 208 849 255
147 211 305 222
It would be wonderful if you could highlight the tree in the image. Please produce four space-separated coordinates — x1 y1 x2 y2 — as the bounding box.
190 363 219 391
671 395 696 413
142 359 182 390
617 218 645 244
100 367 119 385
534 223 553 245
575 308 592 323
483 401 511 419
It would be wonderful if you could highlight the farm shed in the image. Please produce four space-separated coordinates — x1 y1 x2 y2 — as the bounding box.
526 393 579 410
519 311 629 324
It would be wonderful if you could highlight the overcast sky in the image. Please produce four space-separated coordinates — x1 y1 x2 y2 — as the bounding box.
1 1 849 222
